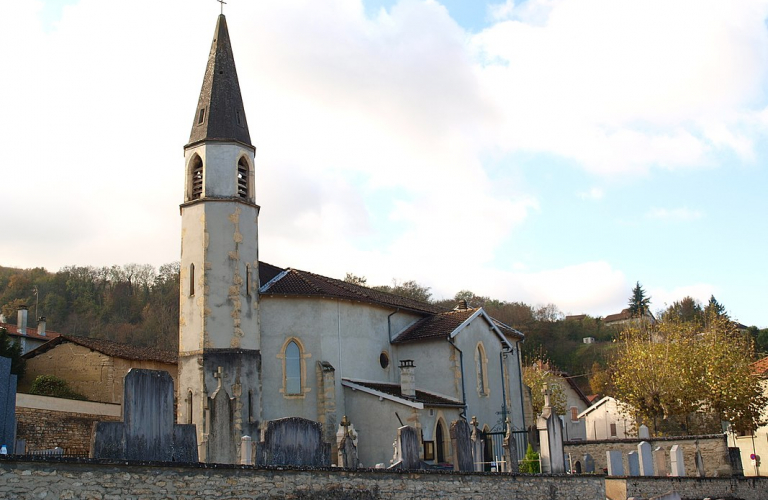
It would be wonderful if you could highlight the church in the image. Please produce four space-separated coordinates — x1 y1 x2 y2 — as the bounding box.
177 14 527 467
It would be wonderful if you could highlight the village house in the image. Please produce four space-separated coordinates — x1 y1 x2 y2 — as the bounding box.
1 306 60 355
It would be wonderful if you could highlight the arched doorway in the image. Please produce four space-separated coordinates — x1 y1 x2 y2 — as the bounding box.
436 419 447 463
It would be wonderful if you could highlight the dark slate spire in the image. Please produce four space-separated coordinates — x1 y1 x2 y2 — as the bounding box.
188 15 251 147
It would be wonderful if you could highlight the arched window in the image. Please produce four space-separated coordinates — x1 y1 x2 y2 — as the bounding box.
476 342 489 396
285 340 301 395
237 157 249 200
189 155 203 200
436 419 448 463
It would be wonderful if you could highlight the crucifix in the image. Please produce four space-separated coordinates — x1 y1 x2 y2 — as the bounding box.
217 0 227 15
341 415 351 437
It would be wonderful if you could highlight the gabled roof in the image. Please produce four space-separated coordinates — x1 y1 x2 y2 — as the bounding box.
603 309 632 323
259 265 445 315
342 378 463 409
0 322 61 342
23 334 177 365
187 15 251 148
578 396 620 419
531 360 592 407
392 307 522 346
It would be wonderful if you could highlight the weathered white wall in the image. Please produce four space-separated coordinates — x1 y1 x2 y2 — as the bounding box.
583 397 633 440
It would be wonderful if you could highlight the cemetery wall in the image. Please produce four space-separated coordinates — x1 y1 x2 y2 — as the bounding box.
15 395 121 456
605 476 767 500
0 457 606 500
564 434 731 477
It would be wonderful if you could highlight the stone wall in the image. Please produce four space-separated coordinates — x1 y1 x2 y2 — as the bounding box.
0 458 605 500
15 398 120 456
564 434 731 477
606 477 767 500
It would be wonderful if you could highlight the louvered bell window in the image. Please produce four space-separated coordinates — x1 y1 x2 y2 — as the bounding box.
237 157 249 199
191 156 203 200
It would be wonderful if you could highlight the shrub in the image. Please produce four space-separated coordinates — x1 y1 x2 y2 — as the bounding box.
518 443 541 473
29 375 87 400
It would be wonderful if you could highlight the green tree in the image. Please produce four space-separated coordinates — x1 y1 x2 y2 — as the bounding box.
662 296 703 324
627 281 651 318
373 279 432 303
343 273 367 286
0 326 24 376
29 375 87 400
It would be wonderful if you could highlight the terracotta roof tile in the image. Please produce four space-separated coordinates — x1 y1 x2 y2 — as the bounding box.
603 308 632 323
348 380 463 407
23 335 177 364
260 266 445 315
391 308 478 343
752 356 768 376
0 322 61 342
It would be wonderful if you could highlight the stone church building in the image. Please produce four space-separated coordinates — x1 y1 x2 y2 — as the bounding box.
178 14 527 467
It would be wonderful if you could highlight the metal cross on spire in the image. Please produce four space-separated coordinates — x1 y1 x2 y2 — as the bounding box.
217 0 227 15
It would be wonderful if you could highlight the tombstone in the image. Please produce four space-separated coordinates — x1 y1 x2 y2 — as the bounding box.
469 417 484 472
91 369 198 462
653 447 668 476
669 445 686 476
0 357 17 452
502 418 519 473
695 449 705 477
607 450 624 476
648 492 681 500
627 451 640 476
638 424 650 439
256 417 331 467
638 441 653 476
537 384 565 473
240 435 253 465
728 447 744 477
583 453 595 473
336 415 359 469
450 419 474 472
388 425 420 470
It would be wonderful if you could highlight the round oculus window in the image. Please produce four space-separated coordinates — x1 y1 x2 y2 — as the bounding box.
379 352 390 369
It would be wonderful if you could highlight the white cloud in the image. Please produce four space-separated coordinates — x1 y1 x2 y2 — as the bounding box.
646 207 703 222
578 187 604 200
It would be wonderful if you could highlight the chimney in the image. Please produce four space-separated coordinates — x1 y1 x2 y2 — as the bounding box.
454 299 468 310
37 316 47 337
17 305 28 336
399 360 416 398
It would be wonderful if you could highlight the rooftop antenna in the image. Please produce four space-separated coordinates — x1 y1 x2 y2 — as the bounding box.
217 0 227 15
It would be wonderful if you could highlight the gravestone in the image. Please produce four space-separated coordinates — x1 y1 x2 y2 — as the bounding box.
336 416 359 469
607 450 624 476
450 419 474 472
502 418 519 473
91 369 198 462
653 447 667 476
695 448 705 477
638 424 650 439
389 425 420 470
240 435 253 465
669 445 685 476
537 384 565 473
0 357 17 452
638 441 653 476
256 417 331 467
627 451 640 476
583 453 595 473
470 417 484 472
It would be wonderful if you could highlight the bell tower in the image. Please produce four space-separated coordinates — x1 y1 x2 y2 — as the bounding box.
178 14 261 464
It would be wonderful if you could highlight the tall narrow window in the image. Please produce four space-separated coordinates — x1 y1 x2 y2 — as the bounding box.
197 107 206 124
476 343 488 396
436 419 446 463
187 390 193 425
189 263 195 297
285 341 301 394
237 157 249 200
245 264 251 297
190 155 203 200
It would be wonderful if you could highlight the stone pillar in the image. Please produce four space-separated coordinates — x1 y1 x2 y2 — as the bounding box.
316 361 337 462
536 384 565 474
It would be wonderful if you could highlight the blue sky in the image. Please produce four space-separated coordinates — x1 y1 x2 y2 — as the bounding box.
1 0 766 327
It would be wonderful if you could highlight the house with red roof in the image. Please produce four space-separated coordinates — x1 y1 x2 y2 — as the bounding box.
1 306 60 355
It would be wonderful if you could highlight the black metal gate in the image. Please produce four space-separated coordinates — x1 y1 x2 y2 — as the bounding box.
482 429 528 472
